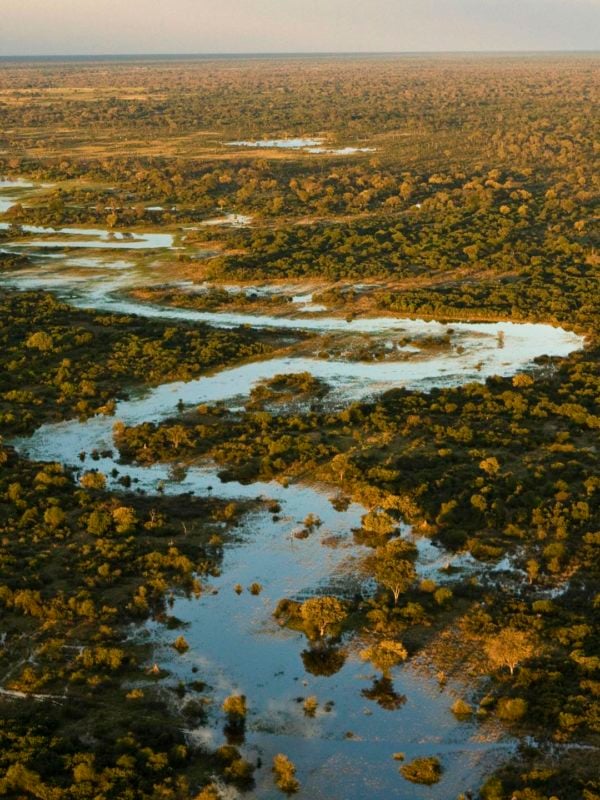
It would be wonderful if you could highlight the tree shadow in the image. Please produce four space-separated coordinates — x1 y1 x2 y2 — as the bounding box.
361 676 407 710
301 645 346 677
224 718 246 746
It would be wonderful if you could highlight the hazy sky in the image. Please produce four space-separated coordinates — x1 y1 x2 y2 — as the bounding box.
0 0 598 56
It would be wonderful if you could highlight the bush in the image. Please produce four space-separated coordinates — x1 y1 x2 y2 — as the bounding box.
497 697 527 721
172 635 189 653
223 693 247 718
480 775 504 800
272 753 300 794
451 698 473 717
303 696 318 716
400 756 442 784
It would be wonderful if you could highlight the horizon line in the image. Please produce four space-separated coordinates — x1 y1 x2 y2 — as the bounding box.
1 48 599 61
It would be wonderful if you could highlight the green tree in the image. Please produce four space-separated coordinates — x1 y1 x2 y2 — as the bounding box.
299 596 346 640
80 470 106 490
25 331 54 352
400 756 442 785
367 541 416 605
272 754 300 794
44 506 65 529
223 693 247 719
485 628 534 676
360 639 408 677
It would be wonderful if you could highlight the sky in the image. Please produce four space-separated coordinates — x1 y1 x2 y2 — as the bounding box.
0 0 598 56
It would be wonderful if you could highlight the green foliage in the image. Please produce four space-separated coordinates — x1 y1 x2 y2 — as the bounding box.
360 639 408 677
0 54 598 800
25 331 54 352
299 596 347 640
0 447 252 796
497 697 528 722
222 693 247 718
400 756 442 785
451 698 473 717
272 753 300 794
366 540 417 605
485 629 535 676
0 290 274 435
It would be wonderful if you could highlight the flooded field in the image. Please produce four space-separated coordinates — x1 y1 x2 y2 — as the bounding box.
224 139 376 156
1 179 586 798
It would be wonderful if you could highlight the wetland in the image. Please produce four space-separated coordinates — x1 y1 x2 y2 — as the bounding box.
0 53 598 800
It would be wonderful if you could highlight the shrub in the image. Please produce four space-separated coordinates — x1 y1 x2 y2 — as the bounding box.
172 635 189 653
496 697 527 721
272 753 300 794
451 698 473 717
400 756 442 785
223 693 247 718
303 696 318 716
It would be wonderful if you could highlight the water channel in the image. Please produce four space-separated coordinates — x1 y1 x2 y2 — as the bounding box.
0 180 585 798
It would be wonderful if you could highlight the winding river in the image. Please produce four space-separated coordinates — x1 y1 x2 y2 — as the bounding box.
1 181 585 798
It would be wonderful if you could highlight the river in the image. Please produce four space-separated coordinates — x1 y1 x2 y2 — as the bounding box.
0 181 585 798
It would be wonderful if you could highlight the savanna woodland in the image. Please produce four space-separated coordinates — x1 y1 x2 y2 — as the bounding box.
0 54 598 800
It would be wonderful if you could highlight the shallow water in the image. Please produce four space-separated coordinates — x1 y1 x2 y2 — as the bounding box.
198 213 253 227
0 179 35 213
223 139 375 157
16 404 508 800
0 180 174 251
2 201 584 798
306 146 377 155
225 138 324 149
66 295 584 392
0 223 174 250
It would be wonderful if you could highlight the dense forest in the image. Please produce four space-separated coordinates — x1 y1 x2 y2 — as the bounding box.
0 54 598 799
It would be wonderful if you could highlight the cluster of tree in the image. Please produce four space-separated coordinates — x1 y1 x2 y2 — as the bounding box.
0 56 595 171
376 259 599 332
245 372 329 409
204 168 596 282
1 53 598 798
0 437 258 797
0 250 31 270
4 157 595 288
131 285 291 313
0 289 278 434
114 399 338 482
115 341 599 798
1 57 596 264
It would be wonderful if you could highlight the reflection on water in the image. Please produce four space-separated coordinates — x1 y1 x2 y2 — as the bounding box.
2 185 584 798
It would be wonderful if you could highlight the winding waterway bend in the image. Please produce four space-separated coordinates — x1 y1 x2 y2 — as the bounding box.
1 186 585 798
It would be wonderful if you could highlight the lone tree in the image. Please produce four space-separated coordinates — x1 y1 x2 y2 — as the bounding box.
300 596 346 640
272 754 300 794
167 424 192 452
172 635 189 653
484 628 534 676
367 540 416 605
222 693 247 719
223 693 247 743
360 639 408 677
